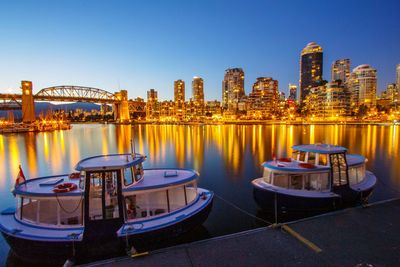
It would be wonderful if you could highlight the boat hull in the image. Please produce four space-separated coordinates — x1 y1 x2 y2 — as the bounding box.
253 186 341 215
124 195 213 252
2 194 213 264
253 182 375 217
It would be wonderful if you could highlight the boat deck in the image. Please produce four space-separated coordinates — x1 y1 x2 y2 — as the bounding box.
85 198 400 266
13 175 82 197
123 169 198 192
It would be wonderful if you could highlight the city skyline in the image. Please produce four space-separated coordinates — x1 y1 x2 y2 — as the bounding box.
0 0 399 101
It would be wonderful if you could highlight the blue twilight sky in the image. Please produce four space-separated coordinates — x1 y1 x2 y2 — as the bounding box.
0 0 399 101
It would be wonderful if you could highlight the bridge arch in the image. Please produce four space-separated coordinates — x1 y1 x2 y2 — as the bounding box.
35 86 117 103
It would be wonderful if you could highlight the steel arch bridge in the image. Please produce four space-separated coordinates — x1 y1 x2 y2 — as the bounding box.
35 86 118 103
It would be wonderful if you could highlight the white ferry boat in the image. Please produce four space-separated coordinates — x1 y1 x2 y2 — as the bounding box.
0 153 213 263
252 144 376 215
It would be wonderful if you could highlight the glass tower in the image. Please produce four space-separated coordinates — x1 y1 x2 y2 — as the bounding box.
300 42 323 104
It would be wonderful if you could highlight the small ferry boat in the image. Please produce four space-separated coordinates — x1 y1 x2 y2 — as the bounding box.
0 153 213 263
252 144 377 215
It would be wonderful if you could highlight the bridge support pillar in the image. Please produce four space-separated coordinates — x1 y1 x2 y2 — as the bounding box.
113 90 130 123
21 81 36 123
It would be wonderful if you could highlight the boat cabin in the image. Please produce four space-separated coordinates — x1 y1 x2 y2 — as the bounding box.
12 154 199 232
262 144 367 192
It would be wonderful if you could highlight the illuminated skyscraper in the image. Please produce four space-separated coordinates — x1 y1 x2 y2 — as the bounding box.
192 76 204 117
146 89 159 120
248 77 278 117
396 64 400 89
331 59 351 84
288 84 297 101
300 42 323 104
174 79 185 120
348 64 377 108
222 68 245 112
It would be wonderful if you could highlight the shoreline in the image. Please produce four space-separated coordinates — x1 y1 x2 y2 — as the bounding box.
114 120 399 126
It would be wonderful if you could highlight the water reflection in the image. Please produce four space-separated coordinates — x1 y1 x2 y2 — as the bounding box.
0 124 398 229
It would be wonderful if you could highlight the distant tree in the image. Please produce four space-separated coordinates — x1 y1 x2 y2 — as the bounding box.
376 104 388 113
357 104 369 118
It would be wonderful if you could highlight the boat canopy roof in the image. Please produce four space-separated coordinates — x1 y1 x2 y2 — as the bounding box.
75 153 145 171
123 169 199 192
292 144 347 154
14 175 83 197
262 154 365 172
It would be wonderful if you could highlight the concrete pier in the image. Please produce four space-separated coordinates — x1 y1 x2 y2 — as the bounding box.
82 198 400 267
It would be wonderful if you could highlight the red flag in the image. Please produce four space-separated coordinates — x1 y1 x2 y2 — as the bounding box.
15 165 26 188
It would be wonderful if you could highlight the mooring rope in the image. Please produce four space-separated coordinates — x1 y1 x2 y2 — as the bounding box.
214 193 273 225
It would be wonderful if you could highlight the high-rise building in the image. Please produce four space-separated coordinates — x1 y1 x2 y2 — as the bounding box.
323 82 351 118
146 89 159 120
348 64 377 108
222 68 245 112
299 42 323 104
248 77 278 117
331 59 351 85
396 64 400 89
381 83 399 103
174 79 185 120
302 82 350 119
288 84 297 101
192 76 204 117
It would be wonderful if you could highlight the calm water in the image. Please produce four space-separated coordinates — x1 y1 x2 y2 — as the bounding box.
0 124 399 264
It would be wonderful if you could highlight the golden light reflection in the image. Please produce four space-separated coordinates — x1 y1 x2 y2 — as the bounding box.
7 137 20 188
43 132 49 161
25 133 38 177
309 124 315 144
0 123 398 195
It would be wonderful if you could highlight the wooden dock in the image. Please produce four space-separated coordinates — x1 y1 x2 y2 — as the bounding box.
81 198 400 267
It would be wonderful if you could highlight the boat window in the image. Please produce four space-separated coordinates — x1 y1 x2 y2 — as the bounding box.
308 153 316 164
305 174 319 190
185 182 197 203
357 166 365 182
330 153 349 186
89 172 103 220
320 172 330 190
292 150 300 161
147 190 168 216
124 167 134 186
263 168 272 183
273 173 289 188
133 163 144 182
318 154 328 166
37 199 58 225
302 172 330 191
58 198 83 225
299 152 306 162
168 186 186 211
19 197 83 226
20 198 38 223
125 193 150 220
79 171 85 190
125 195 138 220
289 175 303 189
104 172 119 219
349 167 358 185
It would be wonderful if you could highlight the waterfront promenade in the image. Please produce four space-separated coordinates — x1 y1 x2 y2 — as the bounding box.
83 198 400 267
